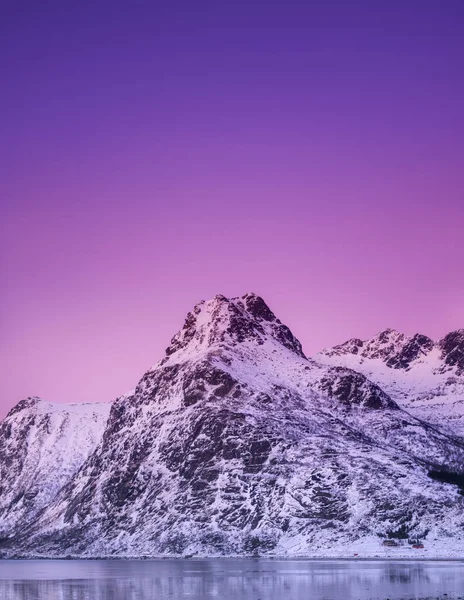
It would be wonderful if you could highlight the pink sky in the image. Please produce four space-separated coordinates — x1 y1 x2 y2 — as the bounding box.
1 1 463 416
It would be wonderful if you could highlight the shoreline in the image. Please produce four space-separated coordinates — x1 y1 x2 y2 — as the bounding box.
2 555 464 562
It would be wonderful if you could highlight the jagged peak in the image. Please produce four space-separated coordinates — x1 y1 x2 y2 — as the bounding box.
321 328 435 370
440 328 464 344
5 396 43 418
321 326 464 375
163 293 305 362
368 328 405 343
361 329 409 361
322 338 364 357
439 329 464 374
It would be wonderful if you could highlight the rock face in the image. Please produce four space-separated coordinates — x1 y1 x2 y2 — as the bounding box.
318 328 464 436
0 397 111 537
325 329 435 369
1 295 464 557
440 330 464 375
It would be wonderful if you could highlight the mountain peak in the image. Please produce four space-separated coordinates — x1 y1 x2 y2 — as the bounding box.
6 396 42 418
240 292 276 321
321 328 435 370
439 329 464 375
369 328 404 343
163 293 305 362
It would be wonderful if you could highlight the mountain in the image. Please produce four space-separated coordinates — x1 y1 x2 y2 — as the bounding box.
0 397 111 537
317 328 464 436
2 294 464 558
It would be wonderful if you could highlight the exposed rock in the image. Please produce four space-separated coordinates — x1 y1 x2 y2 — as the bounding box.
317 326 464 435
319 368 399 410
439 330 464 375
0 398 111 536
2 294 464 558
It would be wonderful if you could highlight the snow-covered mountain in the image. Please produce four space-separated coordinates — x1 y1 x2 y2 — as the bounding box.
0 397 111 537
317 328 464 436
2 294 464 558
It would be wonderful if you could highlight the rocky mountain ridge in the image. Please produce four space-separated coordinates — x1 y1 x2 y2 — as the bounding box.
1 294 464 557
318 327 464 435
0 397 111 538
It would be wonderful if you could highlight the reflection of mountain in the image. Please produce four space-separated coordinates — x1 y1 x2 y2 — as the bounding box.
1 295 464 557
0 559 457 600
384 564 429 585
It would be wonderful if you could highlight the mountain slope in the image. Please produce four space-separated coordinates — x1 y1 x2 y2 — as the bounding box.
317 328 464 436
5 294 464 558
0 397 111 537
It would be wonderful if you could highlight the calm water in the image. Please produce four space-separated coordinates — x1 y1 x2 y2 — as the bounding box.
0 559 463 600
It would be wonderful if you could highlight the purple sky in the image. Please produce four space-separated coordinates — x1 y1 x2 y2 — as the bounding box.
1 1 463 416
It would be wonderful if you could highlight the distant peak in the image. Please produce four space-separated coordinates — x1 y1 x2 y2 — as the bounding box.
372 328 404 342
6 396 42 419
439 329 464 374
321 327 435 370
441 328 464 340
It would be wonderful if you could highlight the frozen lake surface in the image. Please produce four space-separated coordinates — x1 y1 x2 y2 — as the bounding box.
0 558 463 599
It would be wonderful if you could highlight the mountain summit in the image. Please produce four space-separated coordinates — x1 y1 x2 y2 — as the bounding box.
1 295 464 558
164 293 305 361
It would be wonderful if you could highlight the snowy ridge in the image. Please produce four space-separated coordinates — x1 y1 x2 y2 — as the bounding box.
0 396 111 536
1 295 464 558
317 328 464 436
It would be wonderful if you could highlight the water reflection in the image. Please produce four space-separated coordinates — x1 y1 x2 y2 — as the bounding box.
0 559 463 600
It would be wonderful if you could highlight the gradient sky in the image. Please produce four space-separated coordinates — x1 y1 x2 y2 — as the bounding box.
1 0 463 416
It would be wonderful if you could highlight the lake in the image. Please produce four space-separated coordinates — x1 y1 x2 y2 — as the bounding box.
0 559 463 599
